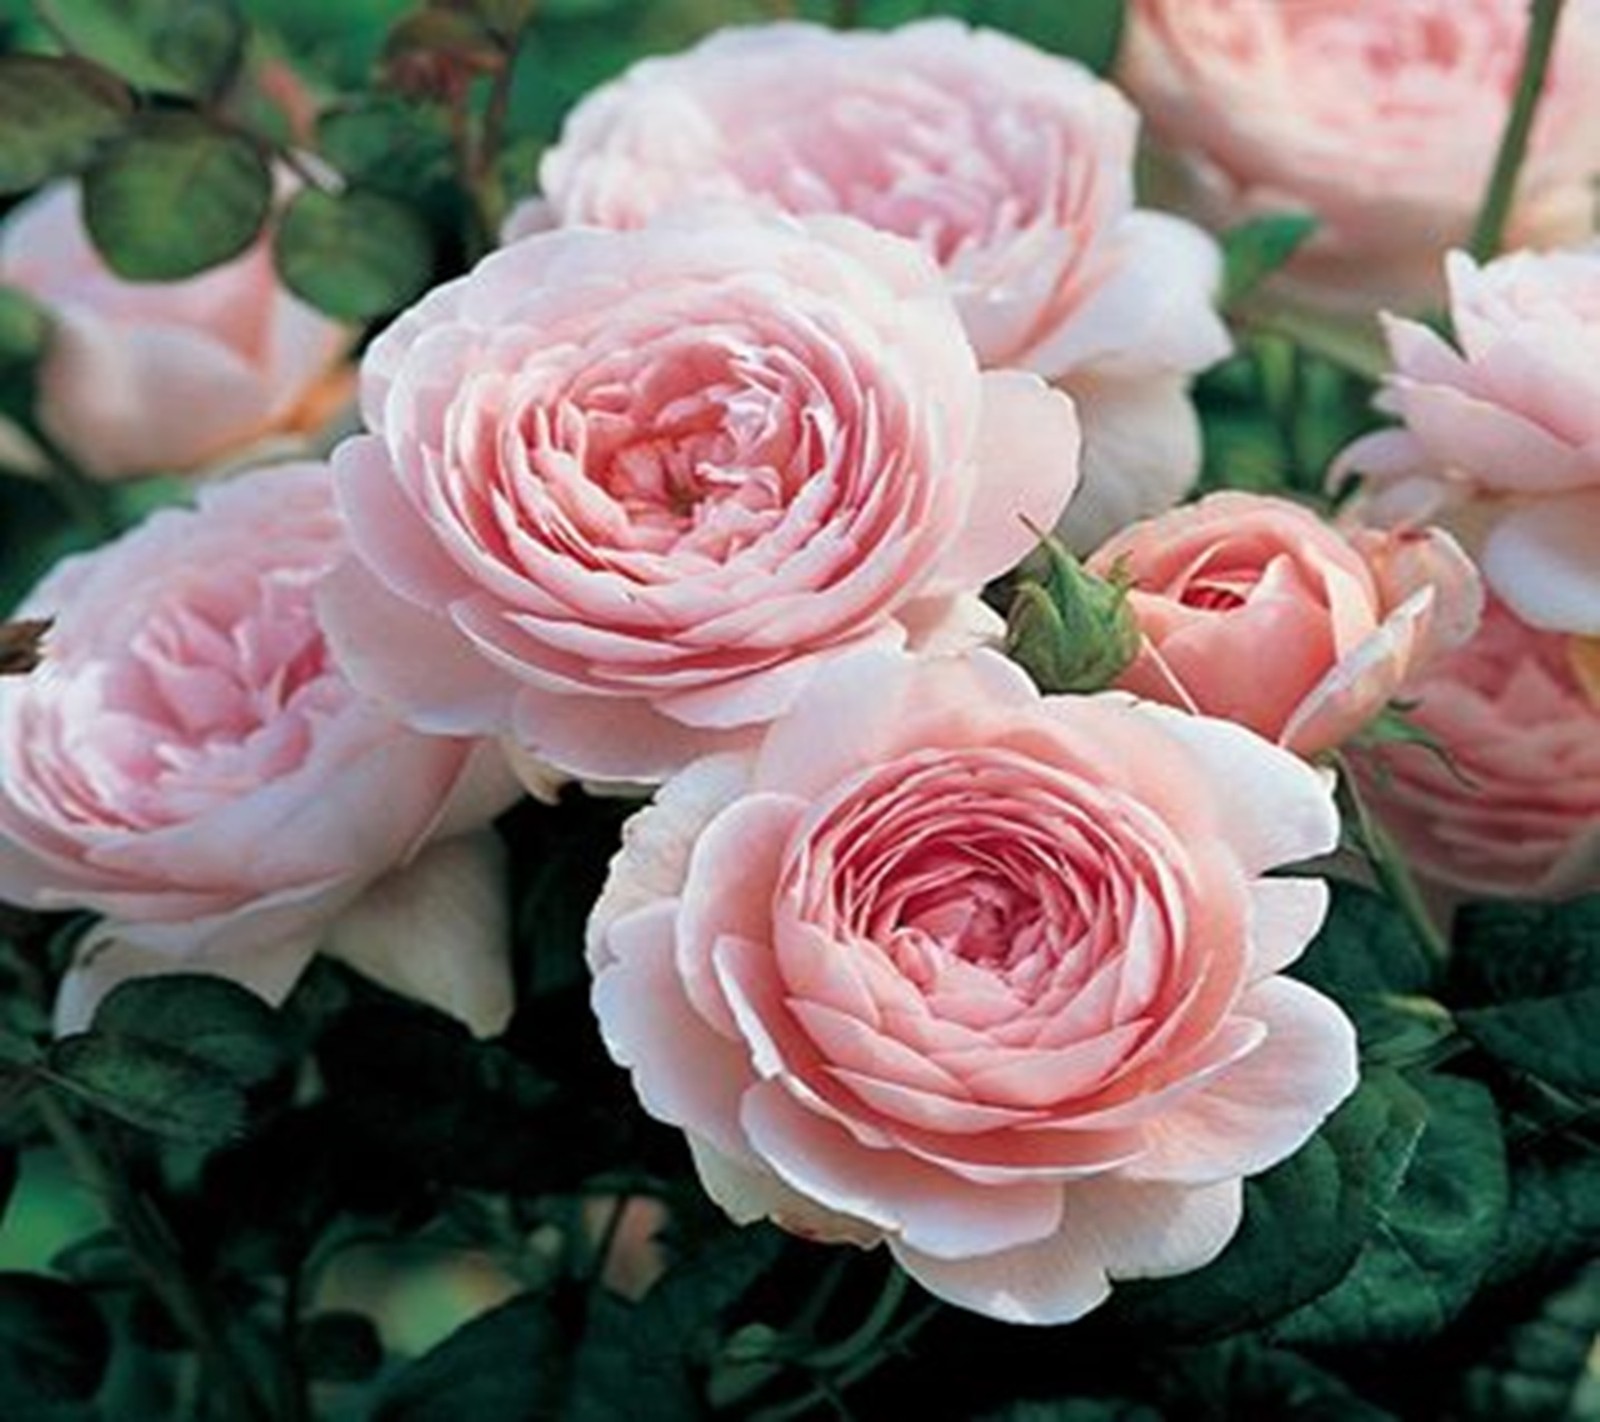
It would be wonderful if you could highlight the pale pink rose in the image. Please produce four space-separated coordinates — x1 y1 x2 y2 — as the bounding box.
319 214 1081 784
1355 599 1600 900
1121 0 1600 311
587 648 1356 1324
0 183 352 480
1088 492 1483 757
0 463 520 1033
508 20 1229 552
1335 247 1600 636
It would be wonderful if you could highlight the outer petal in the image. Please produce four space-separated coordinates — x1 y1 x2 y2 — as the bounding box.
926 370 1081 592
1127 977 1359 1185
892 1176 1242 1326
323 832 513 1038
1482 492 1600 635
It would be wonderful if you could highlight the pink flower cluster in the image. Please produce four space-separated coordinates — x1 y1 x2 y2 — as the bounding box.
15 8 1594 1326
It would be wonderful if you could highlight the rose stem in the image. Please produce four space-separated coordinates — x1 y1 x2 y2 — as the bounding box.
1469 0 1568 261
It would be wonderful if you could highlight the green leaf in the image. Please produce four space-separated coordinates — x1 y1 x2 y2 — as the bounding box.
0 286 49 388
1273 1075 1509 1347
1221 213 1319 308
1293 884 1447 1065
0 55 131 195
316 96 455 199
374 1294 564 1422
951 0 1125 71
274 187 435 320
1460 1261 1600 1422
1490 1149 1600 1292
1153 1341 1400 1422
981 1403 1161 1422
82 113 272 280
89 974 290 1089
45 1037 248 1146
1450 897 1600 1095
302 1310 384 1384
36 0 246 99
1105 1070 1427 1341
568 1225 784 1422
0 1272 110 1407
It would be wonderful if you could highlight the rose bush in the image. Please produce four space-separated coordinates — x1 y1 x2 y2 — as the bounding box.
1121 0 1600 310
319 213 1080 784
0 463 517 1031
0 183 352 480
1087 492 1482 757
508 19 1228 551
1354 598 1600 900
588 648 1357 1324
1335 246 1600 636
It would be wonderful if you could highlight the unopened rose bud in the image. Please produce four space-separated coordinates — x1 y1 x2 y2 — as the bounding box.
1004 528 1139 694
381 9 502 103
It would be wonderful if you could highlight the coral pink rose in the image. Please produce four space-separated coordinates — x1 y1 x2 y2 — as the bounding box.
507 20 1228 552
1354 598 1600 900
0 183 351 479
1088 492 1483 757
1121 0 1600 311
588 648 1356 1324
319 214 1080 783
1335 247 1600 636
0 464 519 1033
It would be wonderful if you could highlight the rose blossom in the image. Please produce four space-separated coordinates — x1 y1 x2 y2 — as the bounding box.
318 214 1080 784
1121 0 1600 311
506 20 1229 551
1088 492 1483 757
0 183 351 480
588 648 1356 1324
1354 598 1600 900
0 463 519 1034
1335 247 1600 636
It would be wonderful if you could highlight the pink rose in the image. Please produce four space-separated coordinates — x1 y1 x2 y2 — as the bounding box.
0 183 352 479
1354 598 1600 900
1335 247 1600 636
1121 0 1600 310
588 648 1356 1324
0 464 519 1033
508 20 1229 551
319 214 1080 783
1088 493 1482 757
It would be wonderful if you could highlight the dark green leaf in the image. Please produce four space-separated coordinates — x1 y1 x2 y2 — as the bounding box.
315 97 455 200
568 1225 783 1422
1222 213 1319 308
0 56 131 195
980 1402 1161 1422
274 186 435 319
1489 1148 1600 1292
1273 1075 1509 1347
0 1146 15 1227
1451 897 1600 1095
1105 1070 1428 1341
302 1311 384 1384
36 0 246 99
46 1037 247 1146
0 286 50 383
1153 1341 1400 1422
90 974 290 1089
1460 1261 1600 1422
1293 884 1447 1065
374 1294 563 1422
83 114 271 280
951 0 1125 71
0 1272 110 1407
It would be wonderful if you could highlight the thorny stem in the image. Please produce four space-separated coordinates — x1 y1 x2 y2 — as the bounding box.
35 1091 274 1422
1470 0 1567 260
